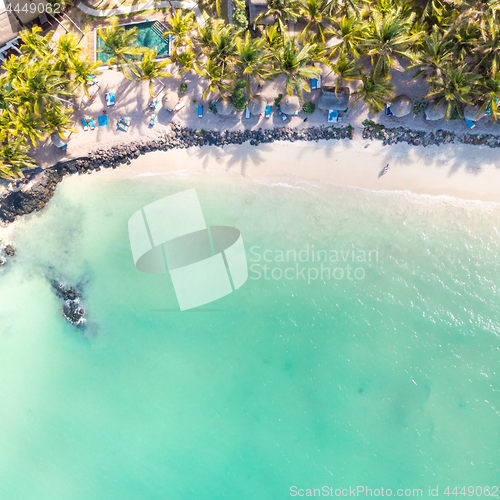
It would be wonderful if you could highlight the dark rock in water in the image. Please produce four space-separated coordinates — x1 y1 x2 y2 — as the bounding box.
62 298 86 327
50 277 86 327
50 279 80 301
4 244 14 256
0 255 6 267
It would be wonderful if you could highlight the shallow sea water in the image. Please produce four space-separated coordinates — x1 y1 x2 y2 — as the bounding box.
0 171 499 499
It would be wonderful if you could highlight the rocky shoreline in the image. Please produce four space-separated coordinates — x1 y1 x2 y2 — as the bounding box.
0 123 352 226
362 120 500 147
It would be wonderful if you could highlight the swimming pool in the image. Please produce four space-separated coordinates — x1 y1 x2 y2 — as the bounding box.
96 21 170 64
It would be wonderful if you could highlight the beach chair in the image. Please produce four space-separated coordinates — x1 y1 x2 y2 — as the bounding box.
61 145 67 150
174 101 185 112
88 117 95 130
98 115 107 127
278 109 287 121
311 78 318 90
464 117 476 129
87 74 97 85
265 105 272 118
105 92 115 106
328 110 338 123
119 117 130 127
317 75 321 88
198 105 203 118
149 114 156 127
386 104 392 116
245 107 250 118
117 121 127 132
148 99 158 111
81 118 89 131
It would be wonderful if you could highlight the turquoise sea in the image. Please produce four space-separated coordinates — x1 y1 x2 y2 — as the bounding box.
0 170 499 499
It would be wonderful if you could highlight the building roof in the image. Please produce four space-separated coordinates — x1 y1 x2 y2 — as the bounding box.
249 0 273 25
318 86 350 111
0 0 50 47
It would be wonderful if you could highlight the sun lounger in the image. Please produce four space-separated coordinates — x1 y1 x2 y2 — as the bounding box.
265 105 272 118
278 109 287 121
98 115 107 127
328 109 338 123
117 121 127 132
87 74 97 85
464 117 476 129
149 114 156 127
149 99 158 111
317 75 321 88
386 104 392 116
88 117 95 130
198 105 203 118
174 101 185 112
311 78 318 90
81 118 89 131
245 107 250 118
119 117 130 127
105 92 115 106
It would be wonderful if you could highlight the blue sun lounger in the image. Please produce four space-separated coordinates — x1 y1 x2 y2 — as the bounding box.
311 78 318 90
265 105 272 118
81 118 89 131
386 104 393 116
464 117 476 129
117 121 127 132
328 109 338 122
198 105 203 118
149 114 156 127
119 117 130 127
88 117 95 130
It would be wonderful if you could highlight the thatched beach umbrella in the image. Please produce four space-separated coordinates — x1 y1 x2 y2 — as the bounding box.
280 95 300 115
216 98 233 116
51 134 68 149
163 91 179 111
391 95 412 118
248 95 267 116
318 86 350 111
464 104 486 121
425 100 447 121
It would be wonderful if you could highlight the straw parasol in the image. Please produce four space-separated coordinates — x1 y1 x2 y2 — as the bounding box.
425 100 447 121
162 91 179 111
391 95 412 118
280 95 300 115
464 104 486 121
248 95 267 116
216 98 233 116
51 134 68 148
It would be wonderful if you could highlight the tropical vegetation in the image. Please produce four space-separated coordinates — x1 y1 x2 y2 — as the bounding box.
4 0 500 179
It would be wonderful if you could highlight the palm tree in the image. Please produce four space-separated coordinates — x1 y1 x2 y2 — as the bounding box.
43 105 76 139
137 50 172 97
478 73 500 120
365 10 422 72
19 25 51 60
0 140 36 180
330 51 363 94
12 62 73 116
197 60 230 100
163 10 195 49
474 16 500 73
407 25 453 80
171 49 198 78
272 36 321 97
327 15 369 59
68 58 102 98
426 62 480 119
55 33 82 73
200 20 237 71
299 0 332 42
353 68 396 114
235 32 272 95
263 24 284 51
97 20 145 80
255 0 300 33
11 111 46 146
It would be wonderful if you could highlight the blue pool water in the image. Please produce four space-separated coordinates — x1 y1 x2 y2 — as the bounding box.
96 21 169 64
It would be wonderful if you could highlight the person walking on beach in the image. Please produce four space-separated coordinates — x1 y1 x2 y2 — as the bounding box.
383 164 390 175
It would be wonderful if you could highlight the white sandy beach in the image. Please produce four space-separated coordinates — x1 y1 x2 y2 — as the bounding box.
87 138 500 203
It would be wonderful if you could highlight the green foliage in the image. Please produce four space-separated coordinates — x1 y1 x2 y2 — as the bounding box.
412 97 426 115
231 80 248 110
274 93 284 107
232 5 249 31
180 82 188 93
302 100 316 113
